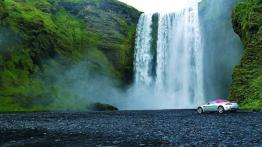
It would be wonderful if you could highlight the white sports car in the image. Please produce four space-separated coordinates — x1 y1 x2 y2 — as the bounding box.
197 99 239 114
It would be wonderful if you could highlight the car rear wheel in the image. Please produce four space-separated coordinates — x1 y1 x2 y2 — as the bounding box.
197 107 203 114
218 106 224 114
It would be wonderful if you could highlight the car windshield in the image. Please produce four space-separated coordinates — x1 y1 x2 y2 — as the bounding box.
213 99 228 103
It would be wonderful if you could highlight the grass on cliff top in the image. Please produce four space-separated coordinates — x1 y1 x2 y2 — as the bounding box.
4 0 56 32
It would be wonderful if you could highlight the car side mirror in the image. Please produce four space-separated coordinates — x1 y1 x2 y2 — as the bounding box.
207 103 210 105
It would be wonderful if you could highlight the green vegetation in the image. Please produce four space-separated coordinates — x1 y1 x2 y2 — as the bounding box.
230 0 262 111
0 0 140 112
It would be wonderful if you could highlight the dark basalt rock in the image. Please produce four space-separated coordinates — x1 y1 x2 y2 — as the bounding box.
92 103 118 111
0 110 261 146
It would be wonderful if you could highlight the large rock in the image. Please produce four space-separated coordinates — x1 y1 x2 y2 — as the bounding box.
91 102 118 111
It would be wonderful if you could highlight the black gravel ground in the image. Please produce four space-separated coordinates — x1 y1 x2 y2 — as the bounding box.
0 110 261 146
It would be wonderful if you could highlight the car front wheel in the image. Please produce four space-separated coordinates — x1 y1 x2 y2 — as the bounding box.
218 106 224 114
197 107 203 114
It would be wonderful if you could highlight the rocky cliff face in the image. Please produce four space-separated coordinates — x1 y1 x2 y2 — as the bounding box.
0 0 140 111
230 0 262 110
61 0 140 84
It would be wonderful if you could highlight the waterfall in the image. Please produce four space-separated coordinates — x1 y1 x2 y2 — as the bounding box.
134 3 204 108
134 14 154 86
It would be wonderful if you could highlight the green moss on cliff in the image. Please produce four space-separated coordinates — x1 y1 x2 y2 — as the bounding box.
230 0 262 110
65 0 141 84
0 0 140 111
0 0 8 21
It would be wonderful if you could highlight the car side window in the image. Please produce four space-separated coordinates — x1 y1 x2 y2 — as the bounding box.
210 101 216 104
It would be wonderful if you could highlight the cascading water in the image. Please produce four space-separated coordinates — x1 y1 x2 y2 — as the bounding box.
134 3 205 108
134 14 154 86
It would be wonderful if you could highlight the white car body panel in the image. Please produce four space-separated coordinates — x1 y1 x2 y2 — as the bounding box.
197 99 239 113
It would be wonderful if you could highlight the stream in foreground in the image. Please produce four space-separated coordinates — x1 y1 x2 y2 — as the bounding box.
0 110 261 146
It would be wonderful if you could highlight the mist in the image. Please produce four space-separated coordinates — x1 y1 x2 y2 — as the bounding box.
199 0 243 100
39 58 124 111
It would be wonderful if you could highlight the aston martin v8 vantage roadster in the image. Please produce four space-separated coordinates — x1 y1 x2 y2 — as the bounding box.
197 99 239 114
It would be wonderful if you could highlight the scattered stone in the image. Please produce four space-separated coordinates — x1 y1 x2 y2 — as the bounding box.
0 110 261 146
112 141 120 144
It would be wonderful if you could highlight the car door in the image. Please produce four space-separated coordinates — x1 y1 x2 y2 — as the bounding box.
204 101 217 111
209 102 219 111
